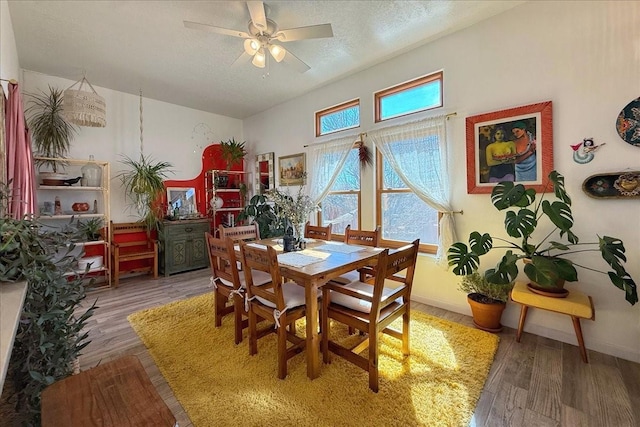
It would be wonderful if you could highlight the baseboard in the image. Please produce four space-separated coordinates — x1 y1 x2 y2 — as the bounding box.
410 294 640 364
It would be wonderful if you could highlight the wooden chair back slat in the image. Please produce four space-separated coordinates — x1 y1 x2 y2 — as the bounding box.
239 242 284 309
219 224 260 242
304 222 332 240
344 225 380 247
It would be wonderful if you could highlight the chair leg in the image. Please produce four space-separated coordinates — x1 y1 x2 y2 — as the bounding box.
248 306 258 356
277 316 288 379
152 255 158 279
571 316 589 363
233 295 243 345
214 290 224 328
516 305 529 343
402 311 410 356
321 300 330 364
114 260 120 288
368 327 379 393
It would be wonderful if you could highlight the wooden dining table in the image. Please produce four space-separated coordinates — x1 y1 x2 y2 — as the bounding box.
241 238 384 379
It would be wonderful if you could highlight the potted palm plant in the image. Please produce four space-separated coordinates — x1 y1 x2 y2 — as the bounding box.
220 138 246 170
26 86 78 178
458 272 513 332
448 171 637 305
117 154 173 231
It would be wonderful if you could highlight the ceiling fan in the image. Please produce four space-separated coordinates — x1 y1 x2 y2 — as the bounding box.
184 1 333 73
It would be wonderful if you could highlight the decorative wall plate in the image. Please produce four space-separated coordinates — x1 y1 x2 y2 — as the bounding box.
582 171 640 199
616 97 640 146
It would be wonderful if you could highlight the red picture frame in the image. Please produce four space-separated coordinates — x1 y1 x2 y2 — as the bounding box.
466 101 553 194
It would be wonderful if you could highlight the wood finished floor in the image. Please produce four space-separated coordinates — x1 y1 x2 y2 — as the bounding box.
74 269 639 427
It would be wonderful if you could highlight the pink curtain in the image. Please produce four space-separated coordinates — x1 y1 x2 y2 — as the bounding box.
5 82 37 218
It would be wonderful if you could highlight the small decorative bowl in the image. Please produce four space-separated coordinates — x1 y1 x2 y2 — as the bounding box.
72 202 90 212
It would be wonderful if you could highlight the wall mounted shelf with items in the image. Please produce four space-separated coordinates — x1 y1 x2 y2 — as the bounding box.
161 143 246 235
35 156 111 287
205 169 248 229
582 171 640 199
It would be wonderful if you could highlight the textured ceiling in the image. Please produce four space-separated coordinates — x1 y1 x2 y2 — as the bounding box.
8 1 523 119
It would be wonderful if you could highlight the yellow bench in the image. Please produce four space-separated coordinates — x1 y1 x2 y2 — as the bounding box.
510 281 595 363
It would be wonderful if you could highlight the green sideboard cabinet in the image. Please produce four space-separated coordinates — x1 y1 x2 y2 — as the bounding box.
159 219 210 276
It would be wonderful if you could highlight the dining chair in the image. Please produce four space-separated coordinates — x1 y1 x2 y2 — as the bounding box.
205 233 272 344
218 223 261 241
304 221 332 240
332 225 381 285
239 241 317 379
320 239 419 392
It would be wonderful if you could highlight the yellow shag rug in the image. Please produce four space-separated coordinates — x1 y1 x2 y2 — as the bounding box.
128 293 499 427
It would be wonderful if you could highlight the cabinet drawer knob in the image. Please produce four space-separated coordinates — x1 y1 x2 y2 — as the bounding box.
185 227 193 233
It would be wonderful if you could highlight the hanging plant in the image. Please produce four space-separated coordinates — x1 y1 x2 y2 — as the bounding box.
117 154 173 231
116 91 174 231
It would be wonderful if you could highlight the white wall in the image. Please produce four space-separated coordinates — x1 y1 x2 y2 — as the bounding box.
21 71 243 222
244 1 640 362
0 0 20 90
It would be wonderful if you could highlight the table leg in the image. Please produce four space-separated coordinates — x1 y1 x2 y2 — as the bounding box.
516 305 529 343
305 281 320 379
571 316 589 363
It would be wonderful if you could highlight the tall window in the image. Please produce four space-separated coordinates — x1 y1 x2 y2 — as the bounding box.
315 99 360 137
375 71 443 123
376 150 439 252
370 115 454 259
319 148 360 236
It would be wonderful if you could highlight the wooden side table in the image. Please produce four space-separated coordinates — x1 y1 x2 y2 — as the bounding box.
510 281 595 363
41 355 176 426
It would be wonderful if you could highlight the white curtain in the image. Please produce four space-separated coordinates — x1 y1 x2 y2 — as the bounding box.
368 114 457 264
307 134 356 205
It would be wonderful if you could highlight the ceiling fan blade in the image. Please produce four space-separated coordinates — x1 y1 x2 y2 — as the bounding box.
275 24 333 42
184 21 250 38
246 1 267 32
231 51 253 68
281 48 310 73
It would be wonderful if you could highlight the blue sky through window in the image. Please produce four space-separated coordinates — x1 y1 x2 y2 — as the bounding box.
380 80 441 120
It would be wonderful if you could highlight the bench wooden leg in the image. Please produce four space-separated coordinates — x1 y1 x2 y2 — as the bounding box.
571 316 589 363
516 305 529 343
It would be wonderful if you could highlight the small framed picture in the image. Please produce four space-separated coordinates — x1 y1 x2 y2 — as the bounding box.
278 153 306 186
465 101 553 194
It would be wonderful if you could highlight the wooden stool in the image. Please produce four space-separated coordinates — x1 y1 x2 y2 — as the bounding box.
510 281 595 363
41 355 176 426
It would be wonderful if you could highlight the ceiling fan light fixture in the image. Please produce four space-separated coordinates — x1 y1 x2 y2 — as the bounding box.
244 38 260 55
268 44 286 62
252 48 266 68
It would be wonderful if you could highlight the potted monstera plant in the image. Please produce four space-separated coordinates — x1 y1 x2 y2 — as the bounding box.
448 171 637 305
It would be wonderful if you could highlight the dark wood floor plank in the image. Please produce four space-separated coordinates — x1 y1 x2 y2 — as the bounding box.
588 351 636 427
485 382 528 427
527 343 563 421
617 357 640 425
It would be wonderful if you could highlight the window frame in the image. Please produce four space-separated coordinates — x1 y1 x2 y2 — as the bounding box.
317 145 361 240
315 99 360 137
374 71 443 123
375 149 439 254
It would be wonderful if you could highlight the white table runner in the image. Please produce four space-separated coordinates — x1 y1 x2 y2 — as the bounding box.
277 251 326 268
314 243 365 254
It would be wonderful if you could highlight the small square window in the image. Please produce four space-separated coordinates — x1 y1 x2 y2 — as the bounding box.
315 99 360 137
